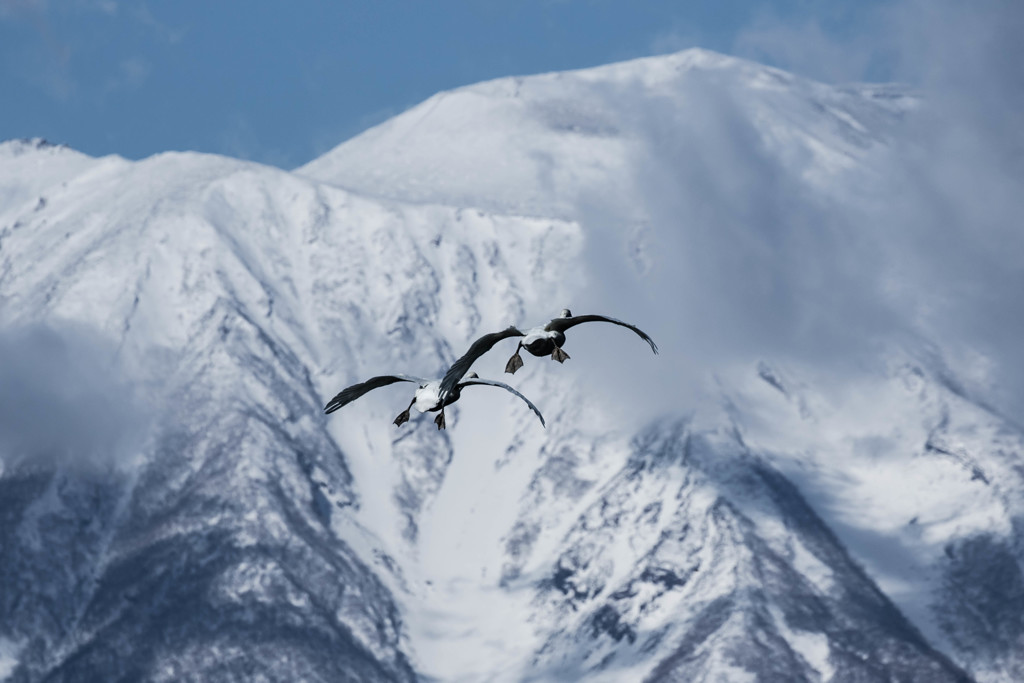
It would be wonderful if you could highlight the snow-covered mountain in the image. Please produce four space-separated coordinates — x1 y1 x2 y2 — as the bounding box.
299 49 915 218
2 48 1022 682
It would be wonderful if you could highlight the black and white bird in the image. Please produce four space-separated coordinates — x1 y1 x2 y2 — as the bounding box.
324 336 545 430
438 311 658 397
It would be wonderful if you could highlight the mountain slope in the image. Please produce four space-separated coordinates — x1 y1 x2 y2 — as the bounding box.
0 141 418 681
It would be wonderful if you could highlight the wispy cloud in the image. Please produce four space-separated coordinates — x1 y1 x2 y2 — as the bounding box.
875 0 1024 411
101 55 150 93
0 1 180 103
0 324 152 472
574 0 1024 419
734 16 886 83
128 1 185 44
0 0 75 100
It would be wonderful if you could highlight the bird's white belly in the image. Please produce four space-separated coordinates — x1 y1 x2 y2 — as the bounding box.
522 327 554 345
413 382 442 412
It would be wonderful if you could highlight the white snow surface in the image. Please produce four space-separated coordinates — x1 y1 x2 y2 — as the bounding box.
2 49 1022 682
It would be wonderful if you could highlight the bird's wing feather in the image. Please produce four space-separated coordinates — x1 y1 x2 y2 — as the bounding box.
544 314 658 353
439 326 524 398
324 374 426 414
458 378 546 427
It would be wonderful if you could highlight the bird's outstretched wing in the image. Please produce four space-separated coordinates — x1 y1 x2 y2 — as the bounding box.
324 374 426 414
458 378 546 427
544 314 658 354
439 326 524 398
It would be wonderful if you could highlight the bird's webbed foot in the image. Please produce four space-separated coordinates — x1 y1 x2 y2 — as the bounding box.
551 346 570 363
434 411 447 430
505 352 524 374
394 409 411 427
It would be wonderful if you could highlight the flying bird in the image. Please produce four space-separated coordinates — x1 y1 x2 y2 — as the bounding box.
324 345 545 431
438 311 658 397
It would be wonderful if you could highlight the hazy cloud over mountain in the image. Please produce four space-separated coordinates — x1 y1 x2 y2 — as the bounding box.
574 0 1024 420
0 324 151 470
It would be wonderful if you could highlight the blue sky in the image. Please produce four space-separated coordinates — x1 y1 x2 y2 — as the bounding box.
2 1 896 168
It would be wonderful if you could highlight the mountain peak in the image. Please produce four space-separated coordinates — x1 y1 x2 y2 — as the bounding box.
297 47 911 219
0 137 80 159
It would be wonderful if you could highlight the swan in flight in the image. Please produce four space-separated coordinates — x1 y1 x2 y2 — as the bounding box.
324 358 544 431
438 311 657 397
503 309 657 373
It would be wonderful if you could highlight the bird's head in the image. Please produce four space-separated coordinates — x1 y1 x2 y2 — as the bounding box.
467 372 479 379
560 308 572 318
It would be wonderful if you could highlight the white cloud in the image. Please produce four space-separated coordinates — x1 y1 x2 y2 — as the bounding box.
0 324 152 471
734 16 885 83
102 55 150 93
573 0 1024 419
